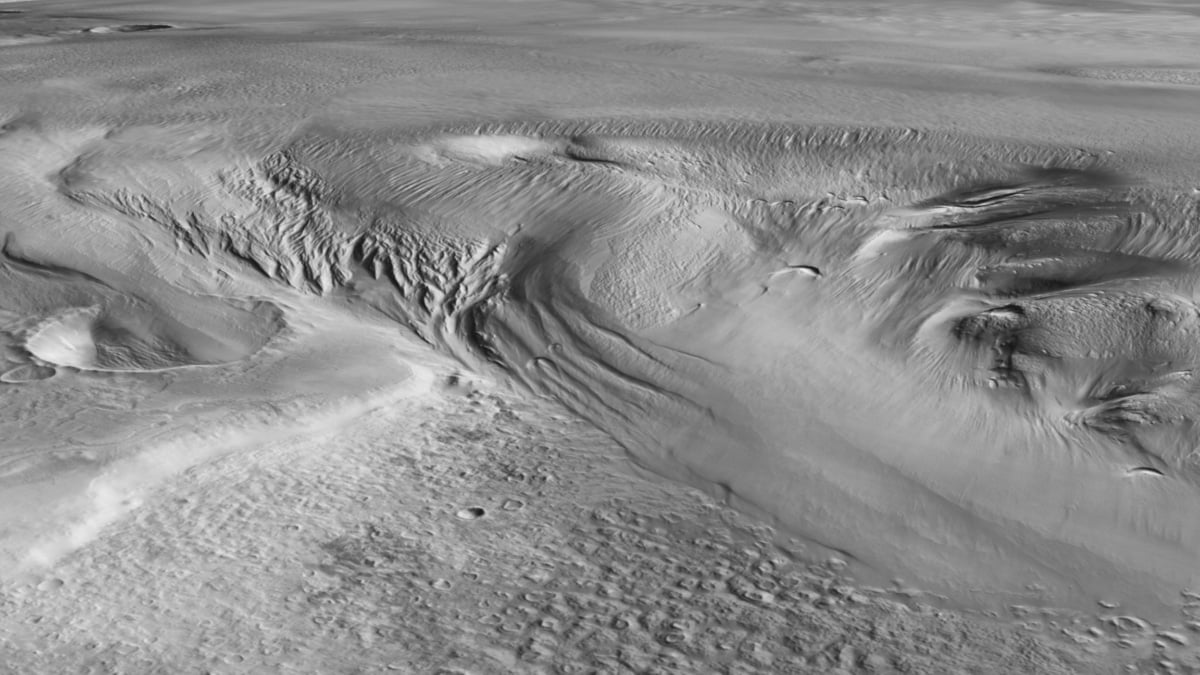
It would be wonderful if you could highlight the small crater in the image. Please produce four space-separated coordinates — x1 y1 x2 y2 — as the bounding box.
787 264 821 277
456 506 486 520
431 578 452 591
85 24 174 34
659 632 688 645
36 577 64 592
501 499 525 511
769 264 822 281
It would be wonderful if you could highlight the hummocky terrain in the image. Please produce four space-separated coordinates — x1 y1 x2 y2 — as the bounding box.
4 0 1200 673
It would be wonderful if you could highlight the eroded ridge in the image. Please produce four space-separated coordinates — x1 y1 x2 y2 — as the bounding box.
26 118 1200 614
856 166 1200 479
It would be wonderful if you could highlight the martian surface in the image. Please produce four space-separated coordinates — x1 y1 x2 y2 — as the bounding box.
4 0 1200 672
